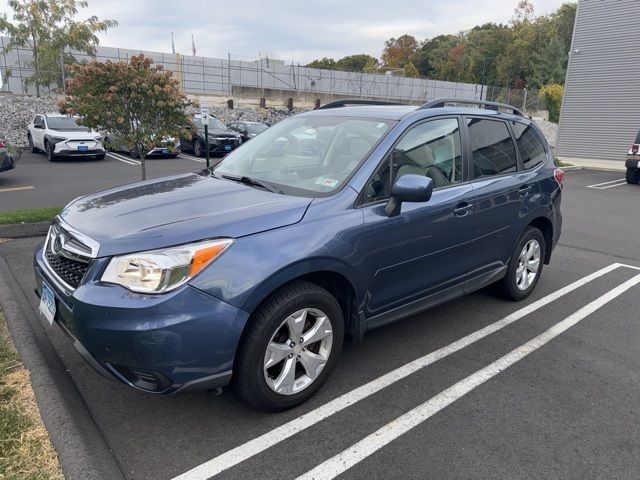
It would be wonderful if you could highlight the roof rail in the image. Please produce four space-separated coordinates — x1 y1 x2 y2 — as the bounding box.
418 97 524 117
317 99 406 110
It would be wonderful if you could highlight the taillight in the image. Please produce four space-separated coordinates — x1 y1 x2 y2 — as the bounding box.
554 168 565 188
632 144 639 154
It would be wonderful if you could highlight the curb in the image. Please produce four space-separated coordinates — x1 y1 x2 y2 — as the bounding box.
0 221 51 239
0 258 125 480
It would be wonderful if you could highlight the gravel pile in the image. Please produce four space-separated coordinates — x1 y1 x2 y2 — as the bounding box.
532 118 558 147
0 93 61 147
187 103 308 125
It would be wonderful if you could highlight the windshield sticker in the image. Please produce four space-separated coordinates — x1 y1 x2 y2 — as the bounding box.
314 177 338 187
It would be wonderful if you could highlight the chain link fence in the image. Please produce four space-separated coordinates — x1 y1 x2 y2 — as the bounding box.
0 37 544 112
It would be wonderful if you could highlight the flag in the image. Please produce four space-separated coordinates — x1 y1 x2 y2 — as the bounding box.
171 32 175 54
191 35 196 56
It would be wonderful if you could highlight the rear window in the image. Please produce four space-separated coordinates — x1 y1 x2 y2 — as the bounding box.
467 118 517 178
512 122 547 170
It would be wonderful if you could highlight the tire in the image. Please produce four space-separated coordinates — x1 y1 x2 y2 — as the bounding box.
235 281 344 411
626 168 640 184
497 226 545 301
45 141 56 162
130 148 140 159
96 154 106 160
103 137 113 152
193 139 203 157
28 134 37 153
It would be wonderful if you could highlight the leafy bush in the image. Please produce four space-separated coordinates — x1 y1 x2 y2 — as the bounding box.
541 83 564 123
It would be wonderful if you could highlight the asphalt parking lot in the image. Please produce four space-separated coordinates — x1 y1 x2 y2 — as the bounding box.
0 150 208 212
1 168 640 479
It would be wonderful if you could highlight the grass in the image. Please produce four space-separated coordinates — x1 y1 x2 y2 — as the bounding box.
0 313 63 480
0 207 62 226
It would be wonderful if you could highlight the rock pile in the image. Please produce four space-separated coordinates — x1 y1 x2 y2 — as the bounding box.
0 93 60 147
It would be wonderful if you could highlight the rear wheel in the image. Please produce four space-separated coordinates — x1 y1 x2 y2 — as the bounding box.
28 134 37 153
626 168 640 184
497 226 545 301
235 281 344 411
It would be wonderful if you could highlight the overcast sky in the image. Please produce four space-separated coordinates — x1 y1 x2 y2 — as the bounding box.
0 0 567 63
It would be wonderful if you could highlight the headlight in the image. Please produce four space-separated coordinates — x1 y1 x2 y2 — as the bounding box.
101 239 233 293
94 135 102 141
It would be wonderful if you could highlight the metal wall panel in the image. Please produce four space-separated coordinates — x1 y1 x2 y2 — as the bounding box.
556 0 640 161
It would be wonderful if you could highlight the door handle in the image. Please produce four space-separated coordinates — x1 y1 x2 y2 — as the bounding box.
519 184 532 197
453 203 473 217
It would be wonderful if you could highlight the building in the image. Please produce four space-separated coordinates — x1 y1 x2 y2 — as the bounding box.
556 0 640 163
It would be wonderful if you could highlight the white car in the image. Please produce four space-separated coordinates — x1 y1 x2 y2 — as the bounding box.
27 114 106 162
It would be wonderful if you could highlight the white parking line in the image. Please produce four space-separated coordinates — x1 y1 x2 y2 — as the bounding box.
172 262 631 480
179 153 205 163
297 273 640 480
107 152 140 165
586 178 626 189
0 185 35 193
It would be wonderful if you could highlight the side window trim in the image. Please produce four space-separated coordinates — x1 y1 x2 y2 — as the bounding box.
462 115 519 181
356 114 467 207
506 120 524 171
512 120 550 171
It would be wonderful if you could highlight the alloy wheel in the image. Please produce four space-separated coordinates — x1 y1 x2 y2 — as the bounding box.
194 140 202 157
516 239 541 290
263 308 333 395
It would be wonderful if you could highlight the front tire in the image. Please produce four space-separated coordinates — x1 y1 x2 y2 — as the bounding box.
626 168 640 184
28 134 37 153
45 141 56 162
235 281 344 411
497 226 545 301
193 139 204 157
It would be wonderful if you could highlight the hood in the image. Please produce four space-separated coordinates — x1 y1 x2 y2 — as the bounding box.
60 172 312 257
200 127 239 137
50 129 95 139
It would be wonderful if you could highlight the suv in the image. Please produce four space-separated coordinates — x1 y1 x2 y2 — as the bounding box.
625 131 640 184
27 114 105 161
180 115 242 157
228 121 269 142
34 98 563 411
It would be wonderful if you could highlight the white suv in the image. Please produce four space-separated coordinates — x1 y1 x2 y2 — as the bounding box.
27 114 106 162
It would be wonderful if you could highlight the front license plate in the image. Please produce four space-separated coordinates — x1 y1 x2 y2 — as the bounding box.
224 145 232 151
39 282 56 326
78 145 88 151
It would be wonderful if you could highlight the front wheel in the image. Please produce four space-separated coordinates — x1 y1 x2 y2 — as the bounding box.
45 141 56 162
235 281 344 411
497 226 545 301
626 168 640 184
193 139 204 157
28 134 37 153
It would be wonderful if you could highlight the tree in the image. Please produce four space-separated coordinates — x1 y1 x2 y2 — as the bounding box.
306 57 336 70
335 54 378 72
527 37 567 89
540 83 563 122
403 62 420 78
62 55 192 180
381 34 419 68
0 0 116 96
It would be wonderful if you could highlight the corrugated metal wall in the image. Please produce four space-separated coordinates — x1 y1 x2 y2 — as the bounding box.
556 0 640 161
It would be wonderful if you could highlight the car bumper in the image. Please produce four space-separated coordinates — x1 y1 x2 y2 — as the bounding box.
33 243 249 394
208 143 239 154
0 154 15 172
54 148 106 157
146 147 180 157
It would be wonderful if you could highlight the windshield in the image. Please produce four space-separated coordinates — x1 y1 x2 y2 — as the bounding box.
247 123 268 134
214 115 394 196
194 117 227 130
47 117 90 131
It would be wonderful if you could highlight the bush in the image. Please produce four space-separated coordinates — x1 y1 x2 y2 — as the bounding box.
541 83 564 123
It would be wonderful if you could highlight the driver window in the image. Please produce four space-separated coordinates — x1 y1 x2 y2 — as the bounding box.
364 118 463 203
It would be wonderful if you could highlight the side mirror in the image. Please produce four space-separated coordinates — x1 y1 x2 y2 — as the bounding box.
384 174 433 217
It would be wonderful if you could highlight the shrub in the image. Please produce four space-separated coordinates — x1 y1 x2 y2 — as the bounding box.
540 83 564 123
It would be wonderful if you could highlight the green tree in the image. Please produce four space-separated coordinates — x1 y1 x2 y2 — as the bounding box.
335 54 378 72
527 37 567 89
62 55 191 180
306 57 336 70
381 34 419 68
0 0 116 96
402 62 419 78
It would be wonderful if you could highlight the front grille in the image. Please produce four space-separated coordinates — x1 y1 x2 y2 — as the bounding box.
216 137 239 146
45 248 89 289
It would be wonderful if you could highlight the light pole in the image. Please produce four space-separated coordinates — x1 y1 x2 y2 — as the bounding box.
479 56 494 100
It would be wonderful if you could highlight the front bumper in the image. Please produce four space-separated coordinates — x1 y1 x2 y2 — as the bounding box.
146 147 180 157
34 243 249 394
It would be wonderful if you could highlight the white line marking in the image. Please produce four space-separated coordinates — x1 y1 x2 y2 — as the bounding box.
0 185 35 193
179 153 205 163
298 273 640 480
171 263 624 480
107 152 140 165
586 178 626 188
598 181 627 190
619 263 640 271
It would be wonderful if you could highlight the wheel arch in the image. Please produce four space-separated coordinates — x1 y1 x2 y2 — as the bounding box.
528 216 553 264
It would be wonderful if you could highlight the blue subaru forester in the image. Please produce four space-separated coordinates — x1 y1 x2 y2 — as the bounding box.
34 98 563 411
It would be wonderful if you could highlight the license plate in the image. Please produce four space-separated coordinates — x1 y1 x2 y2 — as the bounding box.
78 145 88 151
628 155 639 161
224 145 232 151
39 282 56 326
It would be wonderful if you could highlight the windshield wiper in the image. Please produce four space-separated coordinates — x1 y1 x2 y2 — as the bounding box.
219 173 283 194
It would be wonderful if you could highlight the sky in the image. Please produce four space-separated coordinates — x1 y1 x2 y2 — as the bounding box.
0 0 567 63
